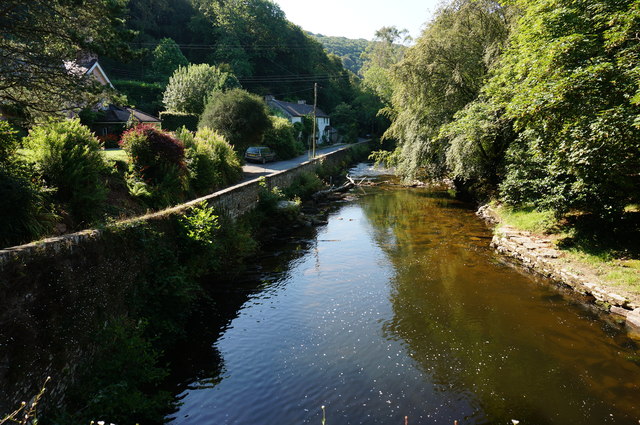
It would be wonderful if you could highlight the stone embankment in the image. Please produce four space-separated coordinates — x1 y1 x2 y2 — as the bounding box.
477 205 640 332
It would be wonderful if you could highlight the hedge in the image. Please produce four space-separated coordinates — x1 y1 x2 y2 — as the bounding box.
159 112 199 132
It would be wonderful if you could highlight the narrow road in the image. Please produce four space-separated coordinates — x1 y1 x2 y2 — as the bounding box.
241 143 350 182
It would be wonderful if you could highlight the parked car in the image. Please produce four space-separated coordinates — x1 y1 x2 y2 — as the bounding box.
244 146 276 164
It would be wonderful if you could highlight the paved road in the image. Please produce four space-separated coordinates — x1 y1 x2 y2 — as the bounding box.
241 143 350 182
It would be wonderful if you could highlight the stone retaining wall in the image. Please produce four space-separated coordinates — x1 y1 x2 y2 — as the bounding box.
477 205 640 332
0 144 359 268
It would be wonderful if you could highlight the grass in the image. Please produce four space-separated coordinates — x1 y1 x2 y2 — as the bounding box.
491 203 640 295
103 148 129 163
491 203 556 234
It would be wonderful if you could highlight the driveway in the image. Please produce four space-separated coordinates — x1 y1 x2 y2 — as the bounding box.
241 143 350 182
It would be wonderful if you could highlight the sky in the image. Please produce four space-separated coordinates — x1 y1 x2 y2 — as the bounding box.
271 0 444 41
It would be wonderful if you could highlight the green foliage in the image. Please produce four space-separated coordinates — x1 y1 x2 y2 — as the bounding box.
440 99 515 197
488 0 640 220
199 88 272 153
113 79 165 116
24 119 107 224
120 124 188 207
0 121 54 247
384 0 512 180
331 103 359 143
310 32 372 75
62 319 170 425
283 172 325 200
176 126 242 194
151 37 189 80
163 63 240 115
179 201 220 245
160 111 200 131
494 204 557 234
263 116 304 160
0 0 132 120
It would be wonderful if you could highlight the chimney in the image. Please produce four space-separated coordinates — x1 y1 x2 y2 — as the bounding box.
264 95 275 102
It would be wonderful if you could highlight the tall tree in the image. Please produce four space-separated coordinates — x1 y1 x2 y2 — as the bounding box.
383 0 512 179
0 0 133 118
490 0 640 219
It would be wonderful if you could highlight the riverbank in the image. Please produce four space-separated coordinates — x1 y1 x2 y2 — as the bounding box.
477 205 640 333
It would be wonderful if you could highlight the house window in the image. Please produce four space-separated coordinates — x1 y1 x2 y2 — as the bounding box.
101 127 108 136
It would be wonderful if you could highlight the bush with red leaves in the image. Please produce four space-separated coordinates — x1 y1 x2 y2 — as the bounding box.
120 124 186 185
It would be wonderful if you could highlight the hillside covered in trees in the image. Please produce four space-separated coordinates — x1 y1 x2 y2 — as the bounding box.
102 0 355 114
308 32 373 75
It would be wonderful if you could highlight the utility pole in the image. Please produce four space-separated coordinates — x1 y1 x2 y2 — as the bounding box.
312 82 318 158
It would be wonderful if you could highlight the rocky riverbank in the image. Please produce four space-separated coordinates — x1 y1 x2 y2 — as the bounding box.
477 205 640 334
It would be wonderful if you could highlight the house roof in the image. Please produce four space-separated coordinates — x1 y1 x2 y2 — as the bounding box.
64 58 114 89
94 104 161 124
268 99 329 118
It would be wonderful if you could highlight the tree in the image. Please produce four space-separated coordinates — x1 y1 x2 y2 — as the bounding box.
199 89 271 153
163 64 240 115
331 103 359 142
382 0 512 179
263 116 304 159
151 38 189 79
0 0 132 118
360 25 410 105
490 0 640 219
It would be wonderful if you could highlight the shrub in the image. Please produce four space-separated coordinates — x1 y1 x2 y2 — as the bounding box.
263 116 304 160
0 121 55 246
160 111 199 132
176 127 242 194
113 80 165 116
163 64 240 115
120 124 188 207
284 172 324 200
24 119 107 224
199 88 271 153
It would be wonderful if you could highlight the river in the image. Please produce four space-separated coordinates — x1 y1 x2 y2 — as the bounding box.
167 165 640 425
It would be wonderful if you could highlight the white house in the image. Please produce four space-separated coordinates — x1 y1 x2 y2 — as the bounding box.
265 95 334 144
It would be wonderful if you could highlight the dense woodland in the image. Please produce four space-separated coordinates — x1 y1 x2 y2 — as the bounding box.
374 0 639 237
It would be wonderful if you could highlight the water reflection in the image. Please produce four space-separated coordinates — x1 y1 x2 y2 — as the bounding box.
360 187 640 424
169 176 640 425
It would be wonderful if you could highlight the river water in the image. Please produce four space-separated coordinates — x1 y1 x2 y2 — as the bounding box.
168 165 640 425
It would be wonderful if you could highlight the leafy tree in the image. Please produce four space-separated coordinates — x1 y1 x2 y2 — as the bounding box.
163 63 240 115
24 119 107 224
199 88 272 153
151 38 189 79
0 0 132 118
383 0 512 179
331 103 359 142
263 116 304 159
490 0 640 219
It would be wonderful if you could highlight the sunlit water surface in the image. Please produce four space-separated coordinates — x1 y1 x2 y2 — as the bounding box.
169 166 640 425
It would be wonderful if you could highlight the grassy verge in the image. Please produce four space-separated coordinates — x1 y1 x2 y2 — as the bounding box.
491 204 640 295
